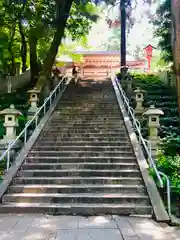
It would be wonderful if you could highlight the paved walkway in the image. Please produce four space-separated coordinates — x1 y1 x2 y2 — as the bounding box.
0 214 179 240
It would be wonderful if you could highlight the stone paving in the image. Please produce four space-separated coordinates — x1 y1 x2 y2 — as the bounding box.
0 214 179 240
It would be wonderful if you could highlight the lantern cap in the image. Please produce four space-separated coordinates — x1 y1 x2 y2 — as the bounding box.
143 105 164 116
27 87 41 94
0 104 22 116
134 87 146 93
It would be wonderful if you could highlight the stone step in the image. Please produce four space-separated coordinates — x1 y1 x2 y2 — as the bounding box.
2 193 150 205
41 130 126 134
37 137 129 141
0 80 153 217
21 162 139 170
48 122 124 126
13 176 143 185
56 105 119 108
0 203 152 215
57 101 117 104
68 96 116 99
48 122 124 125
27 150 134 157
43 125 125 130
51 117 123 120
56 107 120 111
31 146 132 152
34 141 130 146
44 125 124 130
54 111 121 114
8 184 146 194
56 101 117 104
17 169 141 178
53 112 121 115
52 118 123 122
40 133 127 137
25 156 136 164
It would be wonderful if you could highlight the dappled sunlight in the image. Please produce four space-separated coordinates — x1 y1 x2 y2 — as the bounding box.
0 215 179 239
83 216 111 226
23 231 54 240
15 202 40 207
78 216 117 229
126 217 180 240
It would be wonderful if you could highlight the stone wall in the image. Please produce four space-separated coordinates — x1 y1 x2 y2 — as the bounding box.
158 71 176 88
0 70 30 95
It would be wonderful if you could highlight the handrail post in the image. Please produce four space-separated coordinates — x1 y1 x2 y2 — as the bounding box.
24 128 27 144
159 171 171 219
6 142 11 171
50 95 52 106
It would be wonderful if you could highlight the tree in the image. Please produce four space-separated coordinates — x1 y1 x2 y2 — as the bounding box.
153 0 173 65
0 0 154 92
0 0 100 90
36 0 99 90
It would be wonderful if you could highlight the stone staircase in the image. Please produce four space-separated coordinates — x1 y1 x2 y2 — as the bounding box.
0 79 153 215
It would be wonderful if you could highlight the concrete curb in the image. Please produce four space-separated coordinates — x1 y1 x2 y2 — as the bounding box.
111 77 169 223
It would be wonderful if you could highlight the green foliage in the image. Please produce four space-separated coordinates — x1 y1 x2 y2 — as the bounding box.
153 0 173 64
131 73 163 88
130 73 179 137
125 73 180 204
157 154 180 191
57 43 84 64
150 154 180 195
0 0 100 78
160 134 180 156
66 2 98 41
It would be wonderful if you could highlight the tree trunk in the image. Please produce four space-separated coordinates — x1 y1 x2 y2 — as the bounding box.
8 24 16 76
120 0 126 77
29 29 39 87
18 20 27 73
176 66 180 120
171 0 180 118
36 0 73 90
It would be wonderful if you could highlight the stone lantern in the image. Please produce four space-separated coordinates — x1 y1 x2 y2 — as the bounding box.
27 88 40 120
0 104 22 142
143 105 164 157
134 87 146 114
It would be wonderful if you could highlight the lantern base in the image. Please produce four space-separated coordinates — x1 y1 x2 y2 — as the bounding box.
135 106 144 114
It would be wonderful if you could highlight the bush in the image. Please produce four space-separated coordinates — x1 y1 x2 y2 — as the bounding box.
150 153 180 191
160 134 180 156
157 154 180 190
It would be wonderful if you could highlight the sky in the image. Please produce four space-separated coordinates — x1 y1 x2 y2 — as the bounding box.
84 0 159 55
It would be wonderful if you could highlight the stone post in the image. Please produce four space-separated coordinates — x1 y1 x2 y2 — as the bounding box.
7 76 12 93
134 87 146 114
15 62 21 76
27 88 40 120
143 105 164 158
126 75 133 94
